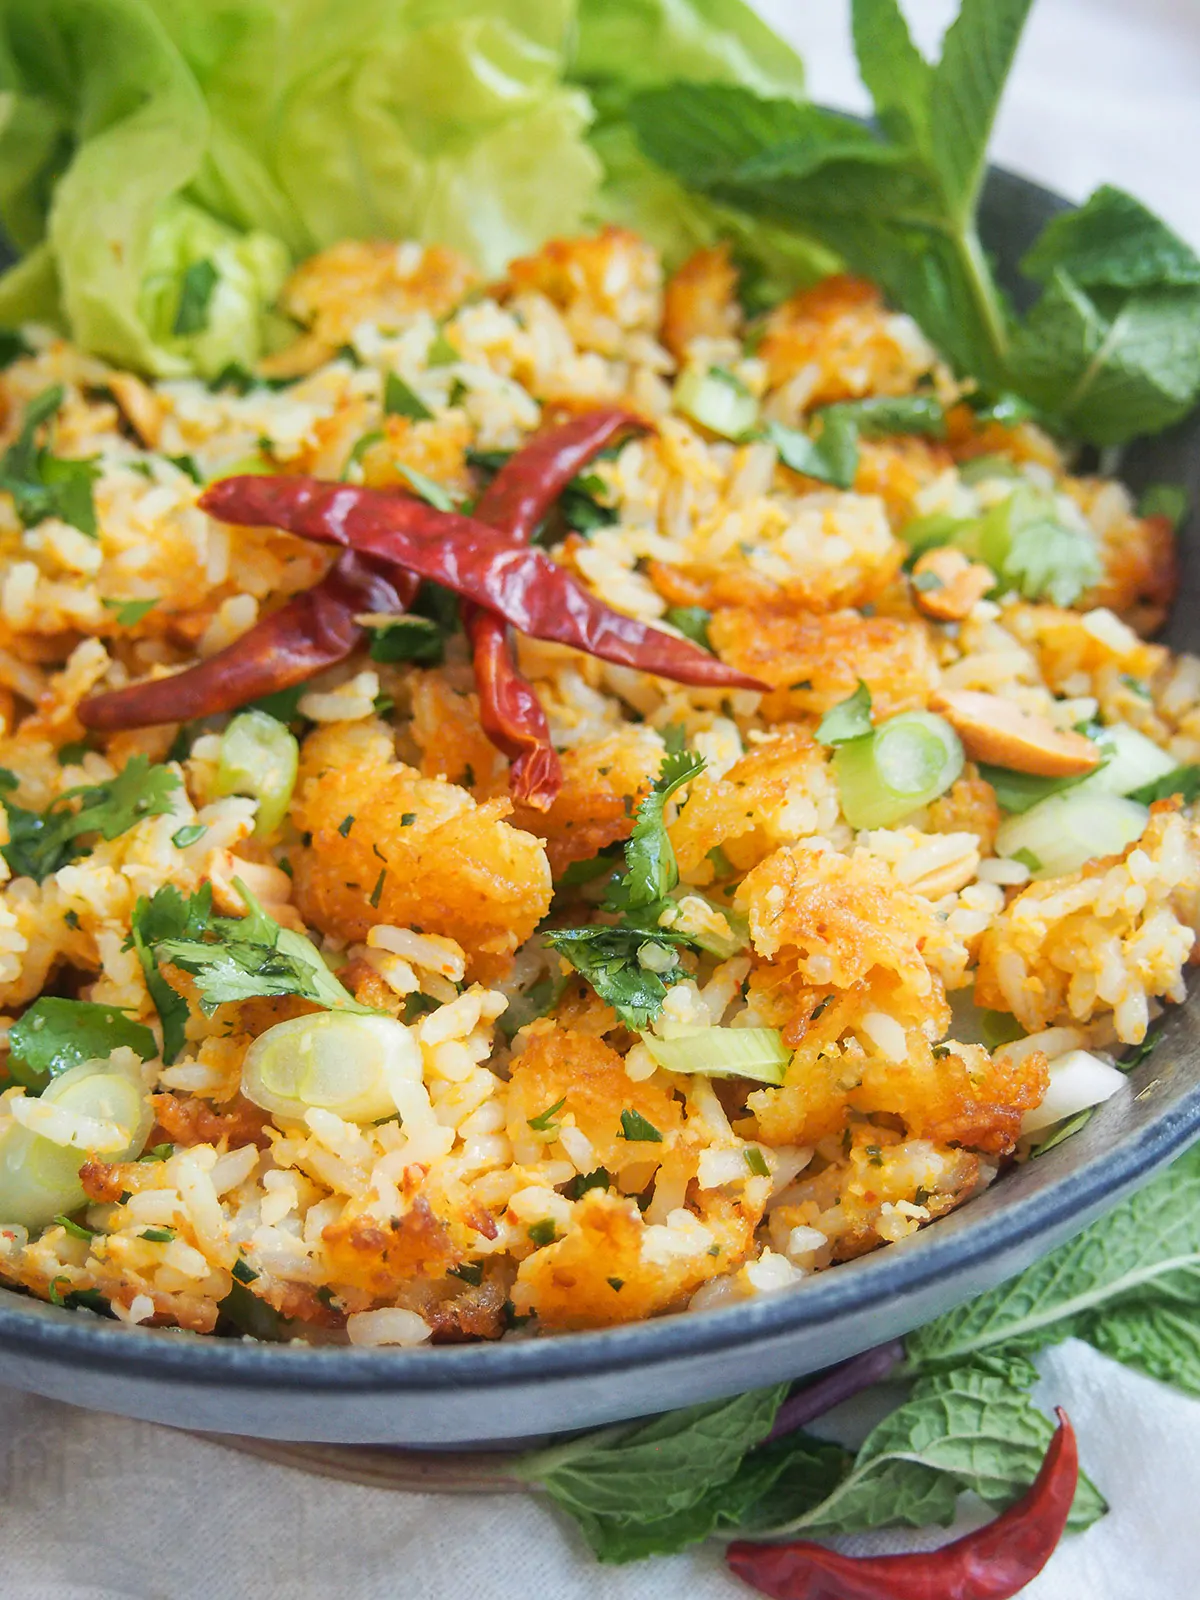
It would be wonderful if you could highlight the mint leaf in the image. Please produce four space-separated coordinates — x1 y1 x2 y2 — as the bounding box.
851 0 932 150
664 606 713 651
825 395 946 438
1022 185 1200 291
155 879 379 1017
815 680 873 746
1085 1304 1200 1397
8 998 156 1091
927 0 1035 219
906 1144 1200 1372
130 883 214 1064
1127 764 1200 805
1 756 180 882
1009 270 1200 445
763 1360 1104 1538
516 1385 788 1552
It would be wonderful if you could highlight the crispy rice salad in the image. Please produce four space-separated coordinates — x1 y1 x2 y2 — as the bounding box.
0 227 1194 1345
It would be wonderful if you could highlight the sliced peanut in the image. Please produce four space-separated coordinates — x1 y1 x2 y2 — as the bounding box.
911 547 995 622
107 372 166 450
931 689 1102 777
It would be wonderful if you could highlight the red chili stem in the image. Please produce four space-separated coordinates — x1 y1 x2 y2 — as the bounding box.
726 1408 1078 1600
79 553 414 732
467 409 640 809
762 1342 905 1445
197 475 765 692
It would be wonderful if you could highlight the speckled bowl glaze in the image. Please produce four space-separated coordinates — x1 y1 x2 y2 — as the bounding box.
1 166 1198 1446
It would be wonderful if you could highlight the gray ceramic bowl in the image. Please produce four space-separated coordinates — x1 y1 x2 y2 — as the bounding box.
1 167 1199 1447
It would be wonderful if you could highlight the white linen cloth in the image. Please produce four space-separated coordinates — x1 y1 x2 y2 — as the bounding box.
2 4 1200 1596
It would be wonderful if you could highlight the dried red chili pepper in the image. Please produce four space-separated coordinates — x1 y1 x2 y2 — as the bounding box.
197 474 765 691
79 552 414 732
726 1408 1078 1600
468 409 640 809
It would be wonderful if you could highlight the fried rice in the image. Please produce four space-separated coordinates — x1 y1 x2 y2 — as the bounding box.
0 227 1195 1345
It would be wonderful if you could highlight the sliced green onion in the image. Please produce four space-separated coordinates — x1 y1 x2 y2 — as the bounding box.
641 1026 790 1085
0 1059 151 1231
674 364 758 440
1074 724 1175 799
1020 1048 1128 1136
834 712 964 830
996 791 1148 879
215 709 299 837
241 1011 420 1125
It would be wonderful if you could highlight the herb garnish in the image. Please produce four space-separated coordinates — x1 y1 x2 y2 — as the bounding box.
0 384 101 536
7 998 156 1092
1 756 180 882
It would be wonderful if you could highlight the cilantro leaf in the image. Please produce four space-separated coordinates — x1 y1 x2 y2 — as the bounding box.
366 615 446 666
609 749 704 912
130 883 214 1064
383 371 433 421
0 384 101 537
767 413 859 489
815 681 873 746
1 756 180 882
540 926 692 1031
663 606 712 651
7 998 156 1092
102 596 158 628
154 879 379 1017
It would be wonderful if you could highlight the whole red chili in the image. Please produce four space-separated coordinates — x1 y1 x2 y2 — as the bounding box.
468 409 640 809
80 552 414 732
197 474 764 691
726 1408 1078 1600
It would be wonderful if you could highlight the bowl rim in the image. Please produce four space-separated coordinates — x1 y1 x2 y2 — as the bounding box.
2 163 1200 1397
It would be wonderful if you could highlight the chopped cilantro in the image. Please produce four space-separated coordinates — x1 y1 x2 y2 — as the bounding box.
139 1143 174 1163
231 1258 259 1285
53 1215 95 1240
815 681 873 746
0 329 32 368
527 1096 567 1133
1 755 180 882
527 1219 560 1248
564 1167 611 1200
606 1276 625 1292
153 878 381 1018
619 1108 663 1143
427 330 459 366
448 1262 484 1286
102 596 159 628
542 747 706 1028
664 606 713 651
166 453 204 484
129 883 213 1064
0 384 101 537
384 371 434 421
139 1227 176 1244
400 813 417 827
367 614 446 666
7 998 156 1092
56 740 91 767
338 815 355 837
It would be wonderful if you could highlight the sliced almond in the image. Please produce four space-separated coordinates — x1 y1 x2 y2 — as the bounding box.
931 689 1101 777
911 548 995 622
107 371 166 450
